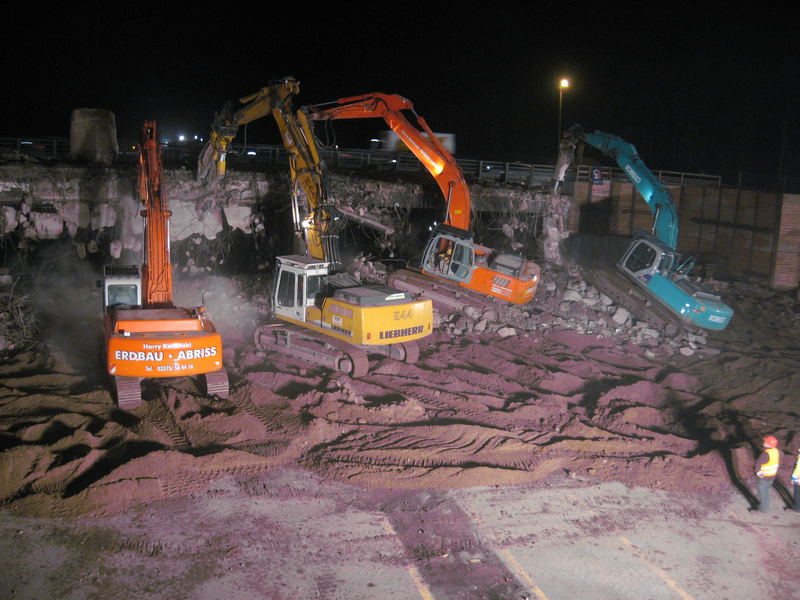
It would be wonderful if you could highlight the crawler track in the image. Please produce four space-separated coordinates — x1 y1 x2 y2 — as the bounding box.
590 268 699 336
203 369 230 399
254 322 422 378
387 269 501 322
255 323 371 377
114 375 143 410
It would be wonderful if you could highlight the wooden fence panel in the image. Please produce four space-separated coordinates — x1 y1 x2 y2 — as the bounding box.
610 181 634 236
772 194 800 290
677 185 703 251
569 177 797 290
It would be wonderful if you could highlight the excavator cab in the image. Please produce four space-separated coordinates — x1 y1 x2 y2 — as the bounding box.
273 256 332 323
619 233 689 284
617 231 731 330
103 265 142 311
620 237 661 281
421 225 476 283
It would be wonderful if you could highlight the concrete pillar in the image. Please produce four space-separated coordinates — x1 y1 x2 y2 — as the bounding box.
70 108 118 166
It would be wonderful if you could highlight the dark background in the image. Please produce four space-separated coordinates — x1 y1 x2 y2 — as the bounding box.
4 5 798 183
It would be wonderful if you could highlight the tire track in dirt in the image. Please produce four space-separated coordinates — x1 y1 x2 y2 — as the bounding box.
139 398 192 450
297 329 710 489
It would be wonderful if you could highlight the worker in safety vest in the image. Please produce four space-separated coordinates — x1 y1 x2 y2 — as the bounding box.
791 446 800 512
754 435 781 512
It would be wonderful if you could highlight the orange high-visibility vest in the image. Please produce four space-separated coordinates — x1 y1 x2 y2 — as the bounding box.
757 448 780 478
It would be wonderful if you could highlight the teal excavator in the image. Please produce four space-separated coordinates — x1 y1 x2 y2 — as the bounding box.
562 125 733 333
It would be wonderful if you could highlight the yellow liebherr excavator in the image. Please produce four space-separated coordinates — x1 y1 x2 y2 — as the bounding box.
198 76 433 377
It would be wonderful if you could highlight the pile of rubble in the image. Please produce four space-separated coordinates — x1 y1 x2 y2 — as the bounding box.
241 255 726 359
432 262 720 358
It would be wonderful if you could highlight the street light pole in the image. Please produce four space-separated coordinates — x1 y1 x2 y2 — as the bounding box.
557 77 570 155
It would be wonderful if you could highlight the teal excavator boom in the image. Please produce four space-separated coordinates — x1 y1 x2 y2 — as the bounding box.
570 127 679 249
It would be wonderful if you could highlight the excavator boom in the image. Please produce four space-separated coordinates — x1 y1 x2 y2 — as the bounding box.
198 76 338 262
306 93 471 230
139 121 173 307
565 125 678 249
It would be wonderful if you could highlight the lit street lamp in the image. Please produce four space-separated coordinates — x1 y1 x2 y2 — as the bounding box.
557 77 570 154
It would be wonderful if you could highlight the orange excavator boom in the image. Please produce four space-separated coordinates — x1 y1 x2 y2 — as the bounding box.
306 93 471 231
139 121 173 308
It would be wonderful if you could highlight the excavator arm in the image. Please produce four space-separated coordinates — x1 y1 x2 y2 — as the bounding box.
198 77 301 179
139 121 173 308
197 77 338 262
564 125 678 249
305 93 471 231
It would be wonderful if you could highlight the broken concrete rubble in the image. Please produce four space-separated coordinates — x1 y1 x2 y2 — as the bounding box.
344 250 720 358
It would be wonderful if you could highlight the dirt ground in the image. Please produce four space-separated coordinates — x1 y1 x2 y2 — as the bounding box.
1 265 799 599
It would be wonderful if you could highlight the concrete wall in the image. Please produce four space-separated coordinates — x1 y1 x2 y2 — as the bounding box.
0 164 556 269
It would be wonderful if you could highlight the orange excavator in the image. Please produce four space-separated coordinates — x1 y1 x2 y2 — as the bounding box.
305 93 541 320
102 121 229 410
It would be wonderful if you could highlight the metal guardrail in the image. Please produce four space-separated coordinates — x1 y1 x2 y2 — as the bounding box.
574 164 721 188
0 137 71 159
0 136 726 189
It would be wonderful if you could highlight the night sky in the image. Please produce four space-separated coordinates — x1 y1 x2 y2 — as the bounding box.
5 5 799 182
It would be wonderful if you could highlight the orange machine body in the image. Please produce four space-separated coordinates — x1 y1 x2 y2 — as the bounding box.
419 225 539 304
106 307 223 377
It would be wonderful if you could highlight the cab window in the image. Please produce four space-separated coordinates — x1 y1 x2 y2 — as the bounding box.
625 243 657 273
107 284 138 307
277 271 296 307
452 243 473 266
307 274 326 306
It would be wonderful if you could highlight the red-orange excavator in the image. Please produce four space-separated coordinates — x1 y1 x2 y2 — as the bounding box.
305 93 541 320
102 121 229 409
